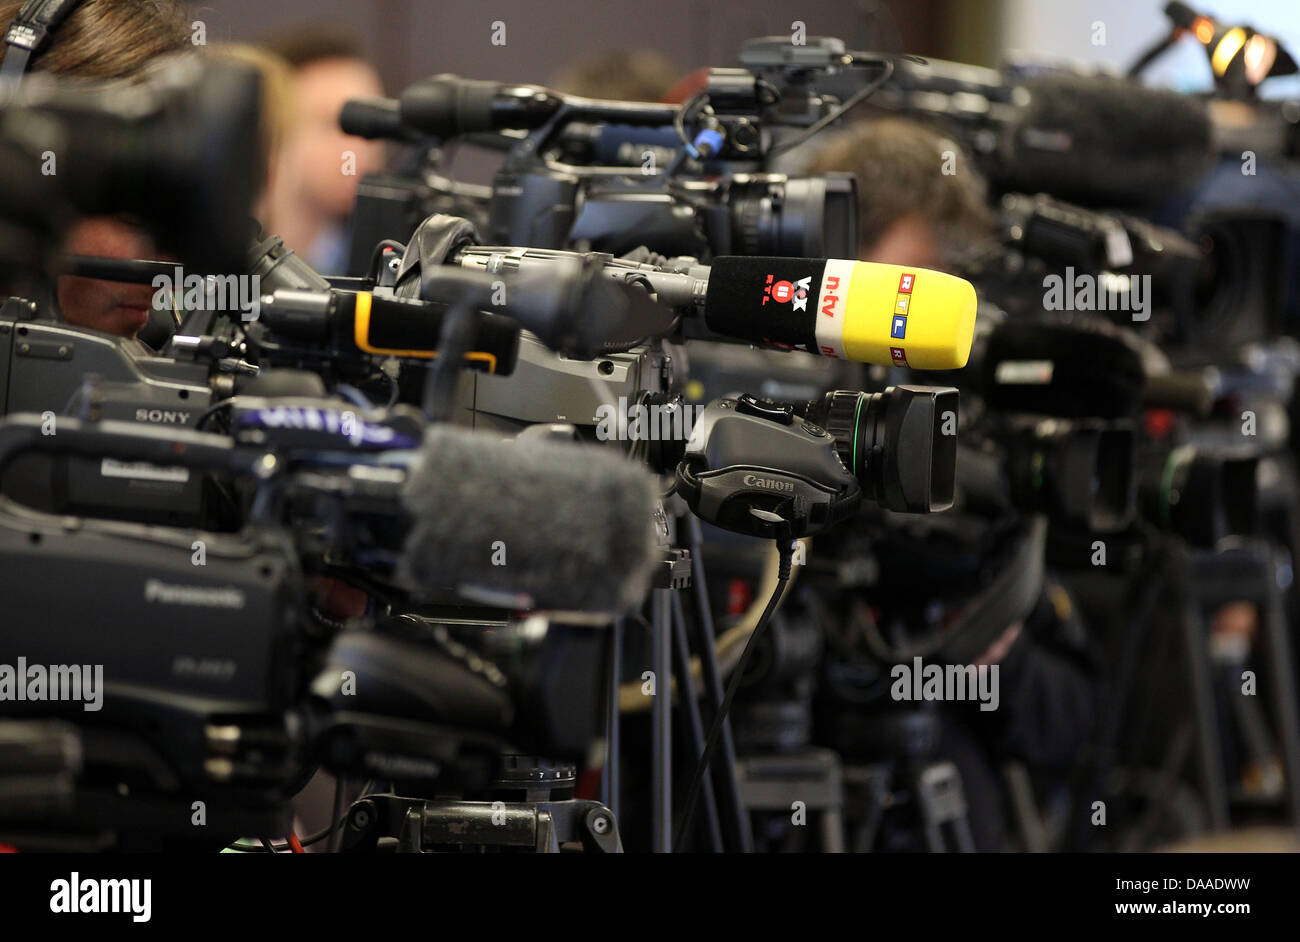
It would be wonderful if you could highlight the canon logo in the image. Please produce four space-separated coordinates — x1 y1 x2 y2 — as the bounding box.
743 474 794 493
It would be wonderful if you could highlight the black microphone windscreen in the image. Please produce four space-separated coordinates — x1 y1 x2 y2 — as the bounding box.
1002 73 1213 207
982 317 1146 419
401 425 660 612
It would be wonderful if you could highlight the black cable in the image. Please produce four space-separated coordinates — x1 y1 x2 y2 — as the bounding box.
766 57 895 158
673 537 794 849
366 239 407 284
195 398 236 431
421 294 478 423
226 778 380 853
753 78 782 107
377 368 399 408
673 91 709 155
259 837 278 853
1127 30 1181 78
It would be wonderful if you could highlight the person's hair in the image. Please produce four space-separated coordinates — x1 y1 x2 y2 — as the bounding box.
261 26 367 71
0 0 189 81
549 49 680 102
804 116 994 270
209 43 295 171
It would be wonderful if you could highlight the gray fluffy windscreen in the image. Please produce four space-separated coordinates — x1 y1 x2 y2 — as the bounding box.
400 424 661 612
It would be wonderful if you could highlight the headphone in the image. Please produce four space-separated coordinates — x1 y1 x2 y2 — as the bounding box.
0 0 87 90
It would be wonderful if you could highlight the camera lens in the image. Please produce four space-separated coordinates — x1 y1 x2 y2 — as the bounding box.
729 173 858 258
1006 420 1136 531
804 386 958 513
1150 445 1259 546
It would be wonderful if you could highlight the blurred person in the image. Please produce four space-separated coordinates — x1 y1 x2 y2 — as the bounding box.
549 49 681 102
803 116 994 272
802 117 1098 849
208 43 296 224
0 6 362 847
0 0 189 338
255 40 387 840
850 520 1101 852
261 27 385 274
107 42 296 352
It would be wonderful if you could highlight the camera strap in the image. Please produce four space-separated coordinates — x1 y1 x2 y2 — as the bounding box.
0 0 87 90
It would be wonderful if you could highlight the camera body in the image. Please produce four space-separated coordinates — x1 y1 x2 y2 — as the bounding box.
344 52 873 271
677 387 959 539
486 169 858 261
0 303 220 523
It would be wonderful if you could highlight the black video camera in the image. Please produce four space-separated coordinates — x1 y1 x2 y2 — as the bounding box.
673 387 958 539
339 38 891 272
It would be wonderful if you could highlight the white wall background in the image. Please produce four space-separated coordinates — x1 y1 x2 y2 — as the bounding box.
999 0 1300 97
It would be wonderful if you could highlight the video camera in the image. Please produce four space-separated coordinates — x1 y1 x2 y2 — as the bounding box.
337 38 896 272
0 26 999 857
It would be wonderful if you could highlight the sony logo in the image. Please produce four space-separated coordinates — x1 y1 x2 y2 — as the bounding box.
135 408 192 424
743 474 794 493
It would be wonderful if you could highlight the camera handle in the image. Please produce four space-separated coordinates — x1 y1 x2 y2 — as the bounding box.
0 412 275 481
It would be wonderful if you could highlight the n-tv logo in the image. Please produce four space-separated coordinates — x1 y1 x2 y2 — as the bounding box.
821 276 841 317
763 274 812 311
814 259 855 361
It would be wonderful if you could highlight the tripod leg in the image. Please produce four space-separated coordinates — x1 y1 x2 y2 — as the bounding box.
1260 546 1300 832
1178 550 1231 831
685 515 754 853
670 594 724 851
602 617 623 822
651 589 672 852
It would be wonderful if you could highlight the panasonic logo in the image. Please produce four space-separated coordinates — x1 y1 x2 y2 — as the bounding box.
743 474 794 493
135 408 192 425
144 579 246 609
363 751 441 779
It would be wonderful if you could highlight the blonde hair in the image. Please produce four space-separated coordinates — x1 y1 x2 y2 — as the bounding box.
207 43 296 174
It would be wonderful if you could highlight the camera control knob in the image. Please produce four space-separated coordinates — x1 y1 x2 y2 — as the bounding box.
735 394 794 425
